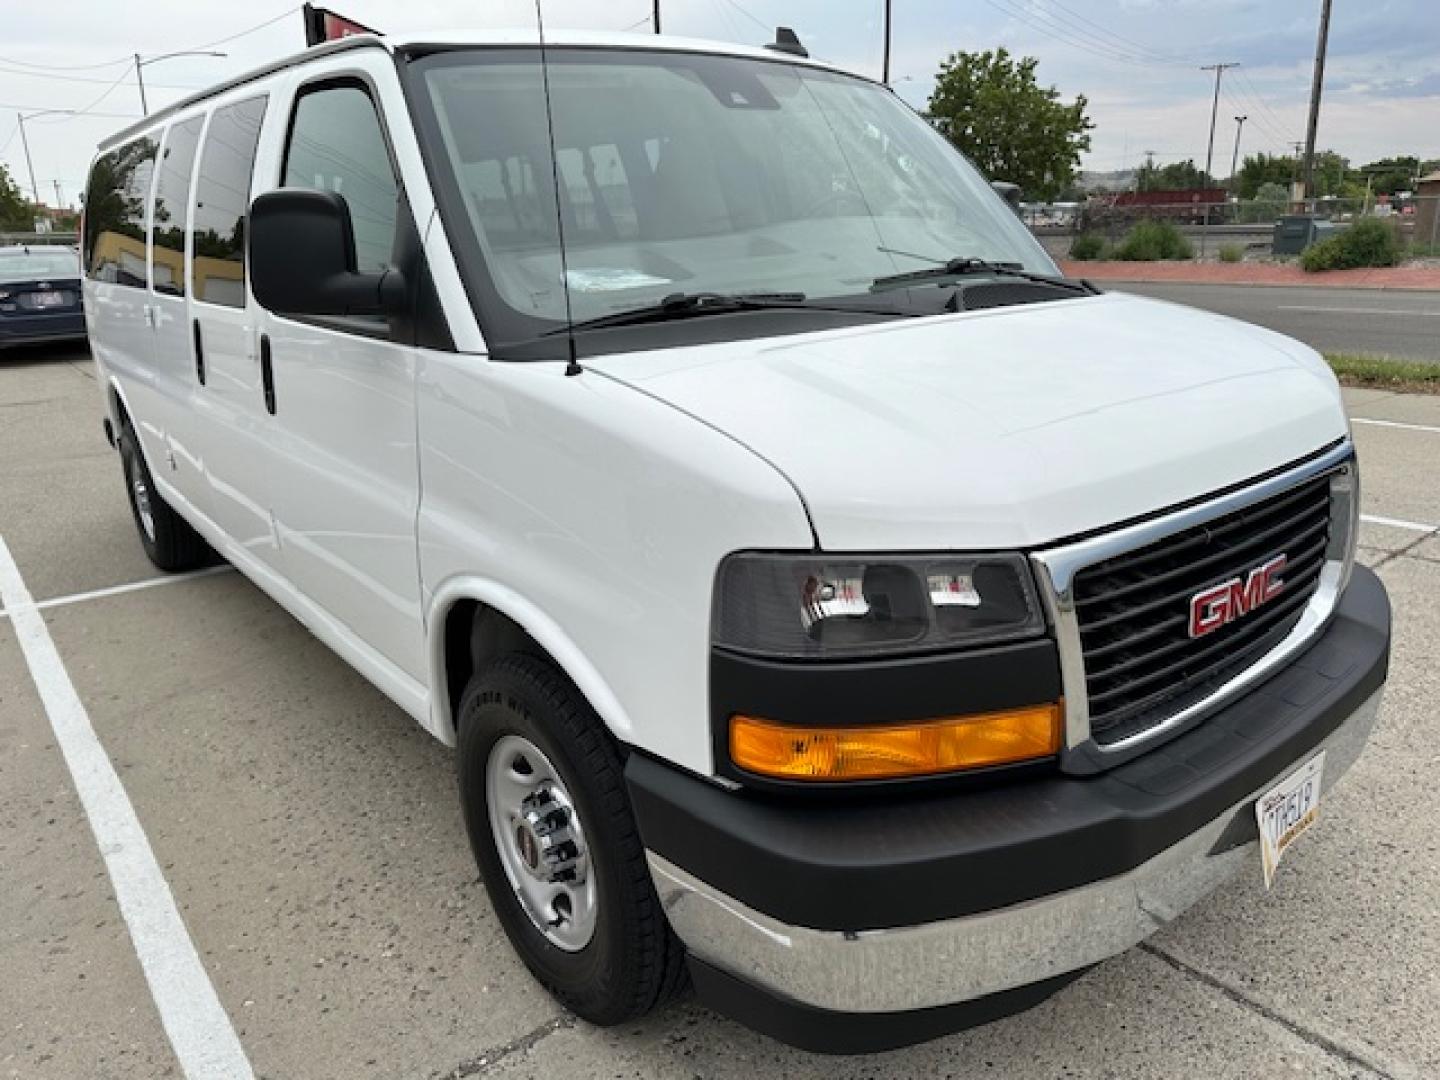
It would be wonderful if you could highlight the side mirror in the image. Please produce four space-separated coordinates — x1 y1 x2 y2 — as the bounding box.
991 181 1023 211
248 188 405 318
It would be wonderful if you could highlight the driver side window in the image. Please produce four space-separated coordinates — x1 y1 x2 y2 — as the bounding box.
282 82 399 277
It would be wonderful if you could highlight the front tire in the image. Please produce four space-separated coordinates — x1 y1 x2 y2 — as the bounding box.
456 653 687 1025
118 417 210 572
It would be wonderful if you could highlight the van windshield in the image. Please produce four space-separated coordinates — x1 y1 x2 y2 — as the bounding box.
409 47 1057 354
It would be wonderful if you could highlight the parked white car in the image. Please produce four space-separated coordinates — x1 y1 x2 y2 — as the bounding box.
83 28 1389 1052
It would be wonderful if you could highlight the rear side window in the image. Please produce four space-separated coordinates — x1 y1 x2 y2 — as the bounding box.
83 136 158 286
192 95 267 307
282 82 399 276
150 116 204 296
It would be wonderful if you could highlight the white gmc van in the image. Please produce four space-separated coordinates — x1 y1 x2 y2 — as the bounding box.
82 29 1390 1053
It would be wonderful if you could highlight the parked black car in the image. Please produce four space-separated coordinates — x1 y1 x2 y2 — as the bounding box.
0 245 86 348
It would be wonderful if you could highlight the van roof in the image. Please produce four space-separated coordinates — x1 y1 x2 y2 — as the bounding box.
98 28 859 151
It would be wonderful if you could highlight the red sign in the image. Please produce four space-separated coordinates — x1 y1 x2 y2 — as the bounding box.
302 4 379 46
1187 554 1288 639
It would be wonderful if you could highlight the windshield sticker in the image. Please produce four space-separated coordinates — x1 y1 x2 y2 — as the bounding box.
564 268 672 292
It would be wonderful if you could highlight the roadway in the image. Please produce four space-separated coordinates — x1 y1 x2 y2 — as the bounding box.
1112 282 1440 361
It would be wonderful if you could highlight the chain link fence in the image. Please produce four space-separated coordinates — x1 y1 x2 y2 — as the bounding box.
1024 196 1440 262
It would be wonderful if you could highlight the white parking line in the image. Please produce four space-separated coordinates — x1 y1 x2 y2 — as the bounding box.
0 564 232 619
0 537 255 1080
1352 417 1440 436
1360 513 1439 534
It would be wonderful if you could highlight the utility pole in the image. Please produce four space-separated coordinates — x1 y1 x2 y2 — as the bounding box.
1200 63 1239 186
1302 0 1334 197
1200 63 1238 260
16 112 40 206
134 53 148 115
52 179 64 211
882 0 892 85
1229 115 1247 190
652 0 660 34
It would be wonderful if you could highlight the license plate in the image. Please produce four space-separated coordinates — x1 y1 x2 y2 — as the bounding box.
1255 751 1325 888
32 290 64 308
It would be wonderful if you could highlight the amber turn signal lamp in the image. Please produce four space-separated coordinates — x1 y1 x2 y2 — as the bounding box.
729 703 1063 781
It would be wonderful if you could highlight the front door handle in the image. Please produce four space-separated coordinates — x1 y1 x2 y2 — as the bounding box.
259 334 276 416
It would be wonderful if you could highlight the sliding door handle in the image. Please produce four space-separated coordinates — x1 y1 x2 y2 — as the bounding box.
259 334 276 416
192 319 206 386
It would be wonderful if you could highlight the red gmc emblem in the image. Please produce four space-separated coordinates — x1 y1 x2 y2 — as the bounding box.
1187 554 1288 638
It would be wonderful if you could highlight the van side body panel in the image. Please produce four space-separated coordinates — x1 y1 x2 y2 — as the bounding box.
416 358 814 774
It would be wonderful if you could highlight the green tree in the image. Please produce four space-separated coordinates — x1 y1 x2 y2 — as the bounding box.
1136 158 1209 191
0 164 32 230
1311 150 1355 198
1236 153 1297 199
1358 156 1421 196
927 47 1092 201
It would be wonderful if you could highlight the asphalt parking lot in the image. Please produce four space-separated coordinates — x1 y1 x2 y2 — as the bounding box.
3 344 1439 1080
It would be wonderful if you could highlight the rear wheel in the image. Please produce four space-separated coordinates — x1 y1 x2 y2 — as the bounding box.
456 653 687 1025
118 417 210 571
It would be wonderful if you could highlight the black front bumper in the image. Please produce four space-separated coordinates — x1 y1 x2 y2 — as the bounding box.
626 565 1390 1048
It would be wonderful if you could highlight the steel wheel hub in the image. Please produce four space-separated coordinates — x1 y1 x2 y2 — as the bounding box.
485 734 597 951
131 471 156 541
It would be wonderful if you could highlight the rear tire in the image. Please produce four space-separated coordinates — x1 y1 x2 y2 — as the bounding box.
118 417 210 572
456 652 688 1025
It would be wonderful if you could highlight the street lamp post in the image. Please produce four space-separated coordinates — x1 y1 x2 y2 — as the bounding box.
1230 115 1248 191
133 50 227 115
16 108 78 207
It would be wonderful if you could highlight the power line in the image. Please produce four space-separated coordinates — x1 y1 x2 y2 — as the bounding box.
189 5 301 51
1017 0 1194 68
721 0 771 34
0 103 136 119
1220 82 1292 153
1031 0 1200 67
0 6 297 91
0 62 197 91
0 53 129 73
983 0 1179 70
1232 68 1297 141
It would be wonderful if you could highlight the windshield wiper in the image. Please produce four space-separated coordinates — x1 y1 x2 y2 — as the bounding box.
553 290 904 334
870 253 1097 295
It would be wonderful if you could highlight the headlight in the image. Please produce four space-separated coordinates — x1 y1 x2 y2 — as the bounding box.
713 552 1044 659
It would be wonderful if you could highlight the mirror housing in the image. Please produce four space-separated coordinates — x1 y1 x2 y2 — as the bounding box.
991 181 1023 211
248 188 406 318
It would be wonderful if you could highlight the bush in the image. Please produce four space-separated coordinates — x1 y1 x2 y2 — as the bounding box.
1218 243 1245 263
1069 233 1107 261
1113 219 1193 261
1301 217 1401 272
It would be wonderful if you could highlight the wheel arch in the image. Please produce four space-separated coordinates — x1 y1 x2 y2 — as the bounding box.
427 575 636 749
106 375 133 432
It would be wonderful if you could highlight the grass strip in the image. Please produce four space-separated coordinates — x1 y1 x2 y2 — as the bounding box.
1326 353 1440 395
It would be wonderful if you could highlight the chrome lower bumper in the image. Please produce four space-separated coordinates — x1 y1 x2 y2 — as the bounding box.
648 688 1381 1016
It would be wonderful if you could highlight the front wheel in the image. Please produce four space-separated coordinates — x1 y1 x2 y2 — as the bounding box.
456 653 687 1025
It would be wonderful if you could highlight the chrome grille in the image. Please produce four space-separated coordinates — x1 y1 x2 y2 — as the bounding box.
1073 474 1332 745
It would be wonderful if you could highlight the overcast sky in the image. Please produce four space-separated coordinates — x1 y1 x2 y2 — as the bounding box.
2 0 1437 208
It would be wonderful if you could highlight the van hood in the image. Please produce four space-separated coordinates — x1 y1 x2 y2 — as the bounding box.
585 292 1347 551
